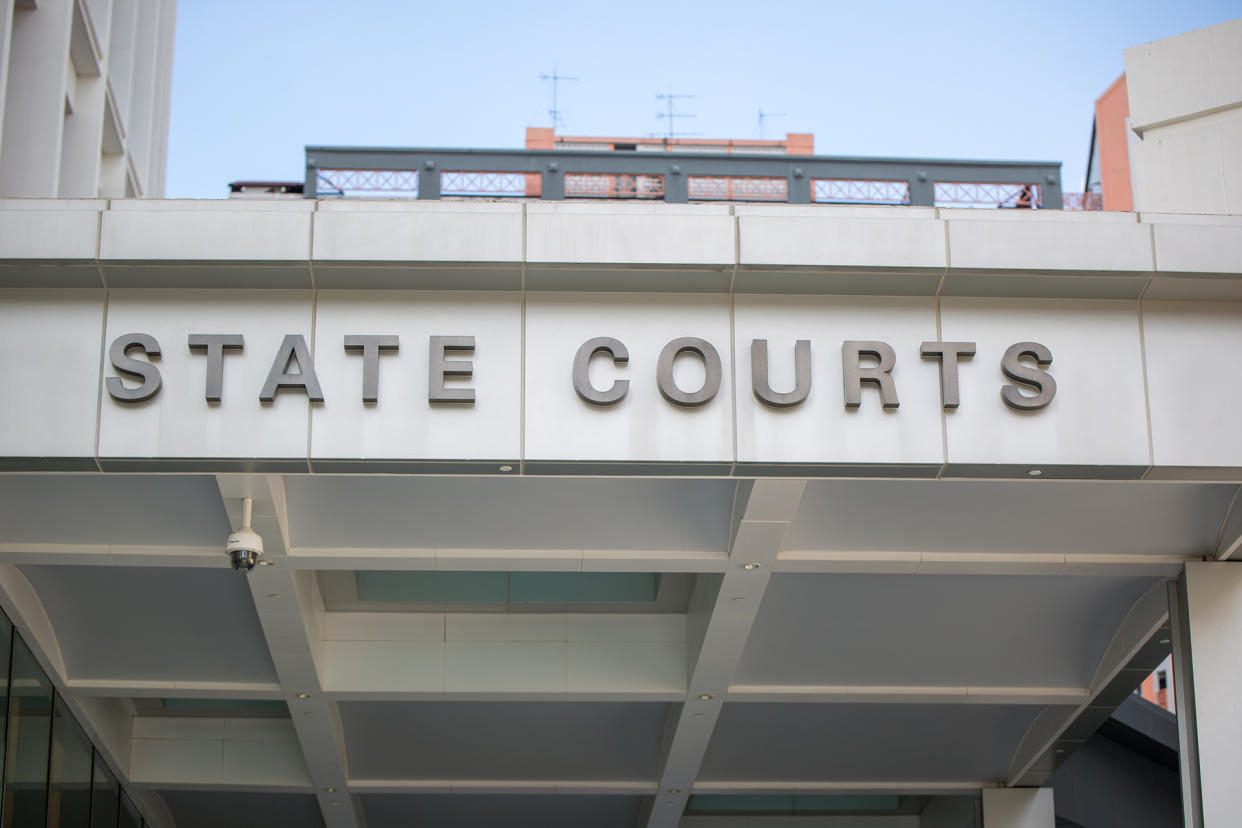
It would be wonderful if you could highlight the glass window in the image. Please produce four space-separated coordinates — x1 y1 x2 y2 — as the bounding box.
117 793 139 828
48 697 92 828
88 756 118 828
2 636 53 828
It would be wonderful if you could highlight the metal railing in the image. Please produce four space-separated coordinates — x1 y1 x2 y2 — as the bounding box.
306 146 1064 208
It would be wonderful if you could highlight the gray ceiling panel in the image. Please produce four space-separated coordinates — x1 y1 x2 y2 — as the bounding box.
20 565 278 683
341 701 667 781
361 794 642 828
700 703 1050 782
736 573 1159 688
158 791 325 828
786 479 1236 556
285 476 736 551
0 474 229 545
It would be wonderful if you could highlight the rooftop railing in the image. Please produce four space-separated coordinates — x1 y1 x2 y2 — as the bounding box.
305 146 1065 209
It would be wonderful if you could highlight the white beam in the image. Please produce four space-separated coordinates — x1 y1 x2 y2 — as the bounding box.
64 679 284 699
348 779 658 794
128 717 313 792
777 549 1197 577
726 685 1089 706
217 475 366 828
644 480 806 828
1005 577 1170 785
691 780 1001 795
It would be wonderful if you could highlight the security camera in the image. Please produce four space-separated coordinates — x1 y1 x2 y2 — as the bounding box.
226 496 264 572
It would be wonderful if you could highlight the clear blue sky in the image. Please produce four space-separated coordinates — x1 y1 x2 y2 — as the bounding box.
165 0 1242 199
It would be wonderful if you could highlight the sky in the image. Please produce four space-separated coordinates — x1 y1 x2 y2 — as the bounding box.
165 0 1242 199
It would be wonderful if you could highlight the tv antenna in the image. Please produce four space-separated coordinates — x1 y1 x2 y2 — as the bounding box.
539 67 579 130
757 108 786 140
655 92 700 140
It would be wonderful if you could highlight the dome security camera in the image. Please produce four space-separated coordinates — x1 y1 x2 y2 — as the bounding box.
226 496 264 572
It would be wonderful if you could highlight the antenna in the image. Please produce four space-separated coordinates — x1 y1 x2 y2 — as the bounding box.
539 67 579 130
757 108 786 140
655 92 700 141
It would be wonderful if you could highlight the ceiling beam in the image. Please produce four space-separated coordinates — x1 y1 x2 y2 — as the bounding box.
776 549 1197 577
643 479 806 828
725 684 1089 705
217 474 366 828
1005 577 1171 786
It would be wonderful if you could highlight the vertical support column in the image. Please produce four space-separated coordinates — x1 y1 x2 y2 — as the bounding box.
0 0 75 195
1039 170 1063 210
787 166 810 203
417 160 441 200
981 788 1054 828
1176 561 1242 828
304 157 318 199
909 171 934 207
664 164 687 203
540 162 562 200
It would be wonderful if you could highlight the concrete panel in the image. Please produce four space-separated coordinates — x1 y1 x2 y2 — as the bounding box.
0 204 100 261
734 295 943 465
1152 218 1242 278
98 289 312 460
946 216 1152 276
940 298 1150 468
100 204 311 262
1143 300 1242 468
526 203 733 266
1129 110 1234 215
1125 18 1242 131
0 290 104 459
313 201 522 263
738 214 945 273
524 293 733 463
310 291 520 462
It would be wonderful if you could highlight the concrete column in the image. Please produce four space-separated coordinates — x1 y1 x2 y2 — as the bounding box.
981 789 1053 828
1177 561 1242 827
0 0 75 196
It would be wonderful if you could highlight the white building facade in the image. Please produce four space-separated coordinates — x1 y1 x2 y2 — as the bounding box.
0 0 175 198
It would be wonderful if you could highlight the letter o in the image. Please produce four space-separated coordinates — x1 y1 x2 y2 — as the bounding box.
657 337 721 407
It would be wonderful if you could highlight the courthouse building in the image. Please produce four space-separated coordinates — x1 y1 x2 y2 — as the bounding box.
1 6 1241 828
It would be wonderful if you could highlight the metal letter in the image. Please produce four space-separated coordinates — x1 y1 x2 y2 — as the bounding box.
344 335 399 403
752 339 811 408
105 333 162 403
429 335 475 404
919 341 976 409
1001 341 1056 411
842 341 899 409
657 337 722 407
259 334 325 403
188 334 244 403
572 337 629 406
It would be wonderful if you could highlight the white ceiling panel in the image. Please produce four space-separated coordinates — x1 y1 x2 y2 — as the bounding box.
0 474 229 545
786 479 1235 556
285 476 736 552
735 573 1159 688
341 701 667 781
20 565 278 683
699 703 1051 782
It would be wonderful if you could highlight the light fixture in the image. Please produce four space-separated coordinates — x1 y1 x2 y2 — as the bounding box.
1159 638 1170 644
668 788 681 794
258 560 275 567
742 563 761 570
267 593 281 599
325 787 336 793
1028 469 1043 477
498 465 513 472
296 693 312 699
698 694 713 700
